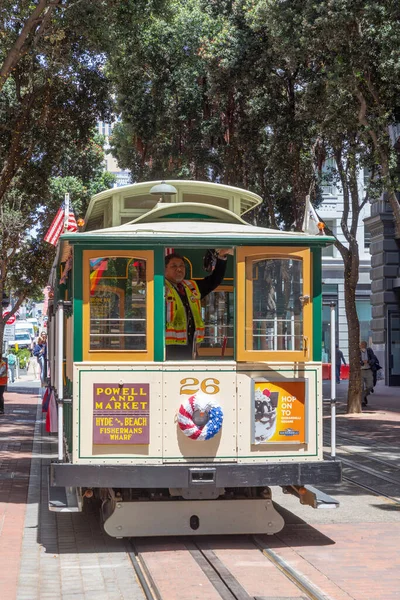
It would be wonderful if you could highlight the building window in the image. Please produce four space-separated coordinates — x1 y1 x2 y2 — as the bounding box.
356 298 372 346
364 224 371 250
322 219 336 257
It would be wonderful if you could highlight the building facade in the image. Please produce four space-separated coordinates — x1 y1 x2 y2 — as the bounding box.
97 121 131 187
364 124 400 386
318 174 372 365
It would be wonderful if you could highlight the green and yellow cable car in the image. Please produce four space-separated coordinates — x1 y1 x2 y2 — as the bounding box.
47 180 341 537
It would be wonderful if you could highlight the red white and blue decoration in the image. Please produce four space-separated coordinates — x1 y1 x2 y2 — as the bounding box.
177 391 223 440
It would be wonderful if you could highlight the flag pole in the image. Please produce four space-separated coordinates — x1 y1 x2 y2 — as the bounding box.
64 193 70 232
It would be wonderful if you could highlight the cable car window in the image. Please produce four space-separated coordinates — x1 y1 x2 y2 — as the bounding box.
89 257 147 351
199 288 234 357
249 258 303 351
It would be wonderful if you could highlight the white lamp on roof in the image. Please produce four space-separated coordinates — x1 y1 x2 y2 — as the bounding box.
149 181 178 203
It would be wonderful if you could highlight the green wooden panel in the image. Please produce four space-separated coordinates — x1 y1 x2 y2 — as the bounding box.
63 401 73 454
312 247 322 361
154 248 164 362
73 247 83 362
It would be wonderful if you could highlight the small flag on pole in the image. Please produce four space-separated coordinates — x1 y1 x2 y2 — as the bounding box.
302 195 324 235
44 195 78 246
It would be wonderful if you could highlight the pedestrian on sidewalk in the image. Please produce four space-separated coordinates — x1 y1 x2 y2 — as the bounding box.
7 351 16 383
335 344 347 383
359 341 378 406
0 356 7 414
33 332 47 386
27 353 39 379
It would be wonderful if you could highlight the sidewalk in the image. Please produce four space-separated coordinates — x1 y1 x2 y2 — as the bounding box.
323 379 400 444
324 378 400 412
6 370 41 395
0 379 148 600
0 385 39 598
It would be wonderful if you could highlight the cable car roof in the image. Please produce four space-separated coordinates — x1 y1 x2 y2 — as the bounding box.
62 215 334 245
83 180 263 231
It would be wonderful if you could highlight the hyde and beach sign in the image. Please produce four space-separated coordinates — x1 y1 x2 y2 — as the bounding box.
93 383 150 444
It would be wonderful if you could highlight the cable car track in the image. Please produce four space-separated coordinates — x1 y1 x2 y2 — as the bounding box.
322 434 400 505
129 536 334 600
324 427 400 453
341 475 400 505
128 541 160 600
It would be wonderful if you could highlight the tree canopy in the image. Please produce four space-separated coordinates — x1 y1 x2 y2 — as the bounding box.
0 1 115 325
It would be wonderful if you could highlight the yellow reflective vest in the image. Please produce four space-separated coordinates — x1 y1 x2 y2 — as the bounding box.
165 279 205 345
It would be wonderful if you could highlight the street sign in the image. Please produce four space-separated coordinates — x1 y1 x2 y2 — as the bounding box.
3 324 15 341
2 311 16 325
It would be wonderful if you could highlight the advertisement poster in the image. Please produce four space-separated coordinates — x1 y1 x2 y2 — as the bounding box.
252 380 306 444
93 383 150 444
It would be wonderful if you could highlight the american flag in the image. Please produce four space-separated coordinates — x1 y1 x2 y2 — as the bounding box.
165 248 174 255
44 202 78 246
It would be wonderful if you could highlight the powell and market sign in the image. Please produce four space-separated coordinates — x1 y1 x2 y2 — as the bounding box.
92 383 150 444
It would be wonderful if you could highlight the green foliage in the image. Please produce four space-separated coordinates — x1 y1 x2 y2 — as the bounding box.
108 0 322 229
15 348 31 370
0 2 172 355
0 2 119 336
108 0 400 234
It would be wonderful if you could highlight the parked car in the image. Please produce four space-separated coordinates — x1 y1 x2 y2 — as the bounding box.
8 331 33 350
15 321 35 339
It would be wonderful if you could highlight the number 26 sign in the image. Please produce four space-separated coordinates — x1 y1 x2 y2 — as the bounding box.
180 377 220 395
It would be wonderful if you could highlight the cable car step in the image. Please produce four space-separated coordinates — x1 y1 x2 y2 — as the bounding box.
282 484 339 509
48 483 82 512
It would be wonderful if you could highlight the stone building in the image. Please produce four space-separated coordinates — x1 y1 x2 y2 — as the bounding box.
364 124 400 386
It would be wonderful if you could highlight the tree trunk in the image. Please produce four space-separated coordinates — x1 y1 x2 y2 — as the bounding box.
342 251 363 413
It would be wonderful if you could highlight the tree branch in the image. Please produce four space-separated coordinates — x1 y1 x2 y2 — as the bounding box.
0 0 62 93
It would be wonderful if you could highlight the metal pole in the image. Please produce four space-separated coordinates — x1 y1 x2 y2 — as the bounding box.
64 193 70 232
330 302 336 459
57 302 64 462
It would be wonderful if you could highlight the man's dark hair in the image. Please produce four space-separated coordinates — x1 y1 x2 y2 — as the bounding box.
165 252 185 267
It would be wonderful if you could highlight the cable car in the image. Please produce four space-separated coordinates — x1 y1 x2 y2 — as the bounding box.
47 180 341 537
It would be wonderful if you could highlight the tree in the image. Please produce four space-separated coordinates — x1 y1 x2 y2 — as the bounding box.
295 0 400 411
316 138 377 413
109 0 321 230
302 0 400 236
0 1 114 348
109 0 217 182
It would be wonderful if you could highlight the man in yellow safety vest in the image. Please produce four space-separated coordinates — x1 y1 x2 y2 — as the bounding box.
165 250 230 360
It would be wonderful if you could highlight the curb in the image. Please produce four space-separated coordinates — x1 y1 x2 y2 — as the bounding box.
7 386 41 395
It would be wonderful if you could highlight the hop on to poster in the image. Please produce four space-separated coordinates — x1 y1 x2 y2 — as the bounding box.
252 379 306 445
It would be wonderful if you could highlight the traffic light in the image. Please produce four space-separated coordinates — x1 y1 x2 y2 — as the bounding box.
2 292 9 308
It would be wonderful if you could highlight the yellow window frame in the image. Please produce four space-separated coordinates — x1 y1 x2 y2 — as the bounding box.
236 247 312 362
82 250 154 361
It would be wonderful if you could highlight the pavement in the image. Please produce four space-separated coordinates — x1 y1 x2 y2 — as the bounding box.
6 369 41 394
0 373 399 599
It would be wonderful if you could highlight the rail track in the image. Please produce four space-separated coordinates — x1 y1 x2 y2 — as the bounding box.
323 428 400 505
128 535 333 600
